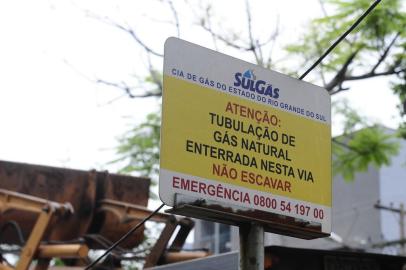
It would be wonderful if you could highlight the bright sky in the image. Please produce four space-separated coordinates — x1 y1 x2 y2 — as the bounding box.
0 0 401 174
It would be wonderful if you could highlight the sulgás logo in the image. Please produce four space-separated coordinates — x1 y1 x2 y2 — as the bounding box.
234 69 279 99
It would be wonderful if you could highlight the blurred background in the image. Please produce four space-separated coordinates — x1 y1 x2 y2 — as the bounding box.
0 0 405 268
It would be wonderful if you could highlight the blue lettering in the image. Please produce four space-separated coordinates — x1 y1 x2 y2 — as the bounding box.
249 80 256 92
233 71 280 99
255 80 266 94
264 85 273 97
234 73 242 87
242 77 251 90
273 88 280 99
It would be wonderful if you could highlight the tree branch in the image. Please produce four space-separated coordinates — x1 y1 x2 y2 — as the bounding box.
332 138 364 155
96 79 161 98
345 67 406 81
330 83 350 95
87 12 163 57
265 17 279 69
202 5 219 51
245 0 262 66
112 23 164 57
370 33 400 74
198 0 278 68
166 0 180 38
325 33 401 93
146 54 163 93
325 49 360 91
200 23 252 51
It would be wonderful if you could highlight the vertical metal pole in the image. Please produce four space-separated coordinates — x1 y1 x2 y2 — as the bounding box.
239 224 264 270
400 203 405 255
214 222 220 254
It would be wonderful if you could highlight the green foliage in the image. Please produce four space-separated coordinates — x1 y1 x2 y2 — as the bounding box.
113 112 161 182
52 258 65 266
333 100 366 134
391 70 406 128
333 127 400 181
332 101 400 181
398 122 406 139
286 0 405 87
321 0 405 39
392 75 406 103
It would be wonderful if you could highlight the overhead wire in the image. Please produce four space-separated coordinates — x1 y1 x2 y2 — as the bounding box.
299 0 382 80
84 203 165 270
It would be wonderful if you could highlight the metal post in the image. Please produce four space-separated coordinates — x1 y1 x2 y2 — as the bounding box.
214 222 220 254
400 203 405 255
239 223 264 270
